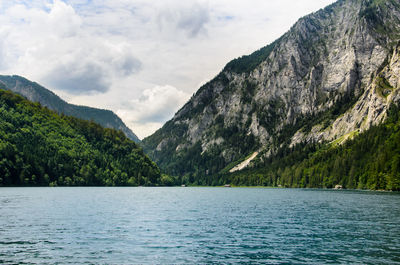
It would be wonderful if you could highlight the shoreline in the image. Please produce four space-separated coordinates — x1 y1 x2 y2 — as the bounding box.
0 185 397 192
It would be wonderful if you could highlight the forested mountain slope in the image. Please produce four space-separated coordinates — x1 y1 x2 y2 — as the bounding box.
0 88 160 186
0 75 140 142
142 0 400 188
204 104 400 190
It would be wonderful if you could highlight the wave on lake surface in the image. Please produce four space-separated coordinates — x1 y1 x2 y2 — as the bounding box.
0 187 399 264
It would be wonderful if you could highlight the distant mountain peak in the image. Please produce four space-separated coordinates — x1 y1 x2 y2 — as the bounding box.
0 75 140 142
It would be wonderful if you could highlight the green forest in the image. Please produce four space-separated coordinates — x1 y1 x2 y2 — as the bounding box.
178 105 400 191
0 89 161 186
2 86 400 190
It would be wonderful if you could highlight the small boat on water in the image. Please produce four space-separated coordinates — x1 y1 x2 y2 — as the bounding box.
224 184 231 187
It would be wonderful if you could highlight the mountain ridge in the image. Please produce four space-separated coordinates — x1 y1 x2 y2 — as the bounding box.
142 0 400 185
0 75 140 142
0 89 160 186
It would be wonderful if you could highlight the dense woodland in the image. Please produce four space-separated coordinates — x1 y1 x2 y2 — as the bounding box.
0 89 160 186
165 104 400 191
1 86 400 190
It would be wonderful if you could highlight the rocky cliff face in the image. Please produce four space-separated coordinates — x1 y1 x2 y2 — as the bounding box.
0 75 140 142
143 0 400 177
291 43 400 146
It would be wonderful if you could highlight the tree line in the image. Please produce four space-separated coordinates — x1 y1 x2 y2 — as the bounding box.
0 89 161 186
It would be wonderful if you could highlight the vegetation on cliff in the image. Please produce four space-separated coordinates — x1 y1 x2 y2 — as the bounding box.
142 0 400 190
153 104 400 191
222 104 400 191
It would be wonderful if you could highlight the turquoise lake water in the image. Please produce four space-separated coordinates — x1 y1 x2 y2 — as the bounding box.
0 187 399 264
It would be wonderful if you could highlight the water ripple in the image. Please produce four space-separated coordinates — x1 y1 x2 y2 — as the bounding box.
0 187 399 264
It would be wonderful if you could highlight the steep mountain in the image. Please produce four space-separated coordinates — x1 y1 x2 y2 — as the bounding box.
0 88 160 186
0 75 140 142
224 102 400 190
142 0 400 186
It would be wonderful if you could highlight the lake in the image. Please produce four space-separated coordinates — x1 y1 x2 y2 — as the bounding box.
0 187 399 264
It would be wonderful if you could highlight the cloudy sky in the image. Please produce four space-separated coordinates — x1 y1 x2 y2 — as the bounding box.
0 0 335 139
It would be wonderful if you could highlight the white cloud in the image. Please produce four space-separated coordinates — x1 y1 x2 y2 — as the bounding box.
157 1 210 38
0 0 142 94
116 85 190 138
0 0 336 137
40 41 142 94
134 85 190 123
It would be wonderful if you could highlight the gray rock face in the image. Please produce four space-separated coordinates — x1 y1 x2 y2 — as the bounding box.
291 43 400 146
143 0 400 176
